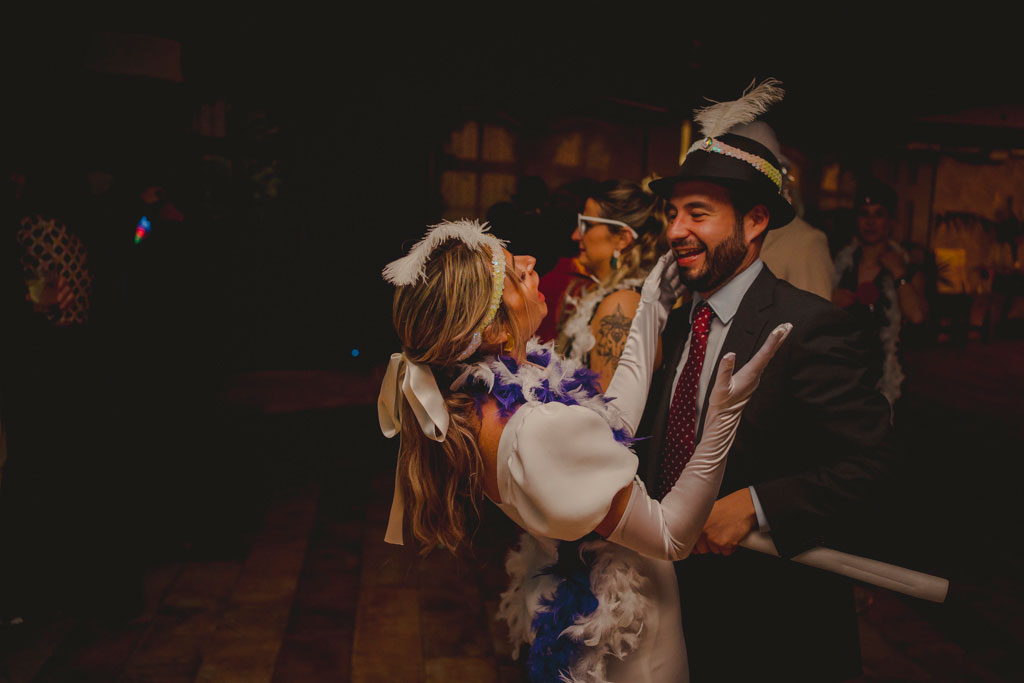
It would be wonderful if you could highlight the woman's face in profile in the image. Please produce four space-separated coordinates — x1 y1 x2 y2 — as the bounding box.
500 249 547 343
573 198 622 276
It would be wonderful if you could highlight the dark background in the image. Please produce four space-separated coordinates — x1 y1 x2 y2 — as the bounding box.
5 15 1020 372
2 13 1024 681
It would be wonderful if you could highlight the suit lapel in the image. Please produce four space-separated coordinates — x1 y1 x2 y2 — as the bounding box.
696 267 777 442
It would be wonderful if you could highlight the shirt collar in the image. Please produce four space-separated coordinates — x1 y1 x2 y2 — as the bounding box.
690 259 764 325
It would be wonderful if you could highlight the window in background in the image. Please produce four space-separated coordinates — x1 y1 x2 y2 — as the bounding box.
440 120 518 220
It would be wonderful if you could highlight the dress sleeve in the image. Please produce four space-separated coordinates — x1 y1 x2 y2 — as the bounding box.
500 402 638 541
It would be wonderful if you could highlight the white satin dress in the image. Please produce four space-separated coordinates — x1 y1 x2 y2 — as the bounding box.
493 401 688 682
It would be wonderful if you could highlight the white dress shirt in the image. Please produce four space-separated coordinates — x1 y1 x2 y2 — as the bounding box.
668 258 771 530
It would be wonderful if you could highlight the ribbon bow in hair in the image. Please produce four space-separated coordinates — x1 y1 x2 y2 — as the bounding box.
377 353 450 544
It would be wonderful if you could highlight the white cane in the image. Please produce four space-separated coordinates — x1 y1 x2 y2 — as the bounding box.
740 531 949 603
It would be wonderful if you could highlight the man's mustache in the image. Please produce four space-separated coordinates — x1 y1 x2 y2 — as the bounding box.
671 238 705 252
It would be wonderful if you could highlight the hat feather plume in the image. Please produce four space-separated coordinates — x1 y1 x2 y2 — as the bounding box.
693 78 784 139
382 219 507 286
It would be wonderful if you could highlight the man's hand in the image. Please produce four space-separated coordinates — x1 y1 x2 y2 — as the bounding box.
693 488 757 556
879 249 907 280
832 288 856 308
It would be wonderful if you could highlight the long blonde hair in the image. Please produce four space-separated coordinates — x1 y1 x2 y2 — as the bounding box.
590 179 670 289
391 239 522 555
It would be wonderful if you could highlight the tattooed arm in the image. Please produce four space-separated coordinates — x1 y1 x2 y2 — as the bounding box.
589 289 641 391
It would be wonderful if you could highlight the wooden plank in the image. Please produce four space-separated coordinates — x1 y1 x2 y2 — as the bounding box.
194 486 319 683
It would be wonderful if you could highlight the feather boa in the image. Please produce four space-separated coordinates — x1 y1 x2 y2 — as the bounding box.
558 279 644 365
498 535 650 683
451 339 636 445
455 340 649 682
833 240 905 404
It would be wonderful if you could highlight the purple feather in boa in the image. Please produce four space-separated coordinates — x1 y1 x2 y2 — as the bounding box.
460 347 639 447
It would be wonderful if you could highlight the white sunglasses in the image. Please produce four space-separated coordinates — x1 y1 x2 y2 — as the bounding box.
577 214 639 239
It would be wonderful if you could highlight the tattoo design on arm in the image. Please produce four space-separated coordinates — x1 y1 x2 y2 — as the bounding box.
594 304 632 370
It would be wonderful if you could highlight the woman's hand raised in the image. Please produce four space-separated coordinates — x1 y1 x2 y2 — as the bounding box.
641 251 687 309
708 323 793 416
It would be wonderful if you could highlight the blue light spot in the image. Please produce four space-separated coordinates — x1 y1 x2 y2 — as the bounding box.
351 349 360 358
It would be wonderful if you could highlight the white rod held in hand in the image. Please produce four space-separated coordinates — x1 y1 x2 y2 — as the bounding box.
739 531 949 603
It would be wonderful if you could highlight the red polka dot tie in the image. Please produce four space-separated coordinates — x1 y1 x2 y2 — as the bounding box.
654 302 714 500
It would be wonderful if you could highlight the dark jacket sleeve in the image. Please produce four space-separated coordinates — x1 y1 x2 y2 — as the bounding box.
751 305 902 557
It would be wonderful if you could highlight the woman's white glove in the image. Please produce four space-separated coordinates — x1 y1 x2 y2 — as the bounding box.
641 251 686 309
607 323 793 561
707 321 793 420
607 252 688 433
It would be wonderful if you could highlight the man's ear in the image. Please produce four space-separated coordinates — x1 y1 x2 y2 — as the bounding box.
743 205 770 243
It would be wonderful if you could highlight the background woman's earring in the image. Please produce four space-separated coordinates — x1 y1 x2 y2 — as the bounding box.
611 249 621 269
503 338 515 353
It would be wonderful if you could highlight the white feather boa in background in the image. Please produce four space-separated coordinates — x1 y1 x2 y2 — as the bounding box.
833 240 906 405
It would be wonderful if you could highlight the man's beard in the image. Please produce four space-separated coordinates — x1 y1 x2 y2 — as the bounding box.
672 220 748 293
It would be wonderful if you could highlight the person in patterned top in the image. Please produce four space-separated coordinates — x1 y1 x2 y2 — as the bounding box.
16 214 92 326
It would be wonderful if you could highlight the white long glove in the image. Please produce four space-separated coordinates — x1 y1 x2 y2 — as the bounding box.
607 321 792 561
605 251 685 434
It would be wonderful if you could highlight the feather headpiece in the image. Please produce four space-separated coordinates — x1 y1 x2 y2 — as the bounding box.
693 78 784 139
382 219 507 286
383 219 508 361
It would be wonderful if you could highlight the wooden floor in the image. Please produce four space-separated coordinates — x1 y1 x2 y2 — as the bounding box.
2 340 1024 681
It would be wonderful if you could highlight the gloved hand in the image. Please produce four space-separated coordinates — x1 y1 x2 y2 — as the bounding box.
707 322 793 420
641 251 687 309
607 322 794 561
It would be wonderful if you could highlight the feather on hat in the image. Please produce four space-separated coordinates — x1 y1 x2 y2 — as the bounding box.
647 78 795 229
693 78 785 139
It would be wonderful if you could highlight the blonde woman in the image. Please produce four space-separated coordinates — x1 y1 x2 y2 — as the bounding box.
557 180 671 390
378 220 790 682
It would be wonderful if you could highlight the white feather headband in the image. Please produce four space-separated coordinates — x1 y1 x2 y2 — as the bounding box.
382 220 508 360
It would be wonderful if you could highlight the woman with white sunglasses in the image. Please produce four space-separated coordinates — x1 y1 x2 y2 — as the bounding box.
556 179 672 389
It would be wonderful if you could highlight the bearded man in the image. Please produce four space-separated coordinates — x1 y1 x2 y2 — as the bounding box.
639 83 901 682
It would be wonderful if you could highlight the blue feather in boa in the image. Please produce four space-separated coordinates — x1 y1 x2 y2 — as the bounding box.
527 540 599 682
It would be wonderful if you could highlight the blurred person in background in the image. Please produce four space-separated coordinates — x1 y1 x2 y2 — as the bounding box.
832 178 928 406
534 178 597 342
732 122 835 300
0 163 135 627
556 179 671 389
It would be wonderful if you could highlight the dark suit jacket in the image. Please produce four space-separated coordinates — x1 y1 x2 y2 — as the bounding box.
639 265 901 682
